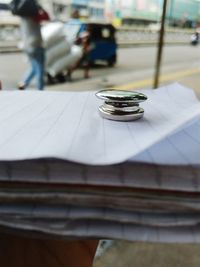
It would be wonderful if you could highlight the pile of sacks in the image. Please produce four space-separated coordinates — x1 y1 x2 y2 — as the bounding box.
42 22 83 79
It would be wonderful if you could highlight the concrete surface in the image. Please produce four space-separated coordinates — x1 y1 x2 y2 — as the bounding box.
94 241 200 267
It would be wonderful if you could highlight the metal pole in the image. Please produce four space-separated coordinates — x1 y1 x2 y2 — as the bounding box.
169 0 174 25
153 0 168 88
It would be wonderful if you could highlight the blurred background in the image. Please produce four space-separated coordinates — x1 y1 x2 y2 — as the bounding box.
1 0 200 28
1 0 200 94
1 0 200 41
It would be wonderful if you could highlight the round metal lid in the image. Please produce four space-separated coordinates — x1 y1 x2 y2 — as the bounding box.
99 105 144 121
96 89 147 103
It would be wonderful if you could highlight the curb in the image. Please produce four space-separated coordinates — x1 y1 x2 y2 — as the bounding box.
0 41 190 53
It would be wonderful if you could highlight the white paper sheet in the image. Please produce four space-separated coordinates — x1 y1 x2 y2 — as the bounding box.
131 118 200 165
0 83 199 165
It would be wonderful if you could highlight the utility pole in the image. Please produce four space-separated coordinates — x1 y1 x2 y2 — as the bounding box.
153 0 168 89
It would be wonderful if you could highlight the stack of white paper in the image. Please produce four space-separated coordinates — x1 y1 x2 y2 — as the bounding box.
1 83 200 243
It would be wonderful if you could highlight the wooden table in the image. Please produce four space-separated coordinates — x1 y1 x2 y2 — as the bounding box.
0 233 99 267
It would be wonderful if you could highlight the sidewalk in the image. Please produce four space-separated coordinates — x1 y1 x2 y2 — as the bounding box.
45 64 200 99
3 64 200 99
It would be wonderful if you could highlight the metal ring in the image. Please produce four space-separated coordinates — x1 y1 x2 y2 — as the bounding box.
99 105 144 121
103 102 140 112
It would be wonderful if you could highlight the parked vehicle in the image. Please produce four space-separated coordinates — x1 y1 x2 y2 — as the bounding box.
64 21 117 66
190 32 199 46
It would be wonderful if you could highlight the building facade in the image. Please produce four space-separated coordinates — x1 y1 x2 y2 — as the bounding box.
166 0 200 27
88 0 105 21
1 0 199 28
104 0 200 27
40 0 105 21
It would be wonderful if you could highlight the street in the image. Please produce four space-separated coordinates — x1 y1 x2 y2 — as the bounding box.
1 45 200 96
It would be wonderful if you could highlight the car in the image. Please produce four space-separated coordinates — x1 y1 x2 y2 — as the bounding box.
64 20 117 66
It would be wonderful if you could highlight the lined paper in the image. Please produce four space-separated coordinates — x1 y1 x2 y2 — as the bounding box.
1 83 200 243
0 83 200 165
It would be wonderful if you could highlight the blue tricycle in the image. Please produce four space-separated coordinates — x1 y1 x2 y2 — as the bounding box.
64 21 118 67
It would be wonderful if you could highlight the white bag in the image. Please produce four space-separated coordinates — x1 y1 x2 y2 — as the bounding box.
47 45 83 77
42 22 66 48
45 38 71 66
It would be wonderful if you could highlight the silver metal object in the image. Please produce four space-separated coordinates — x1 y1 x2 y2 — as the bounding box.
95 89 147 104
103 102 140 112
99 105 144 121
96 89 147 122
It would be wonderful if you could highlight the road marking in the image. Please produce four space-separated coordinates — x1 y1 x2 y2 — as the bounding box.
111 67 200 90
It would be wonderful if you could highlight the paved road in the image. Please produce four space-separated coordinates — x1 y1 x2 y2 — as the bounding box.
1 45 200 96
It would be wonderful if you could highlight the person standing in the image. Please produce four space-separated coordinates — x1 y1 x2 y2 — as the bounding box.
66 28 92 81
79 30 91 79
18 7 49 90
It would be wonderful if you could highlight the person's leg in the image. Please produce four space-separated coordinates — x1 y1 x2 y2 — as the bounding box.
19 55 37 89
82 53 90 79
35 48 45 90
84 61 90 79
